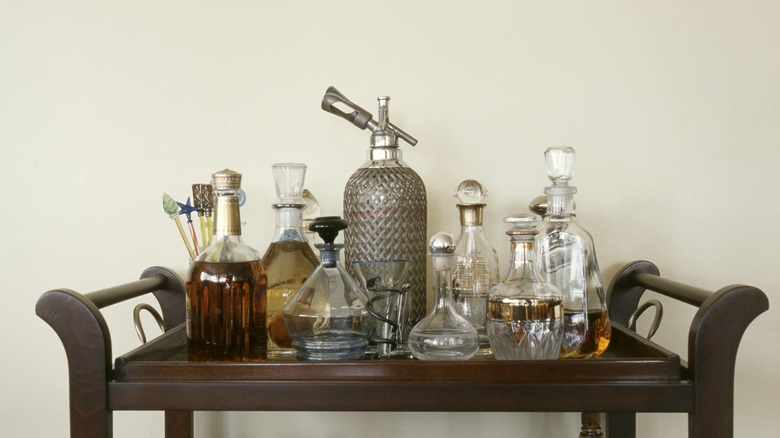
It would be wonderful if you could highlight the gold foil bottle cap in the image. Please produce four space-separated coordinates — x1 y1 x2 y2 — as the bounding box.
212 169 242 190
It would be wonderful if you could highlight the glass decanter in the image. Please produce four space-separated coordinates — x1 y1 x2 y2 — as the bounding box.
535 147 611 358
352 260 411 359
301 188 321 251
487 214 563 360
409 232 479 361
452 179 500 356
186 169 267 361
262 163 320 359
281 216 371 360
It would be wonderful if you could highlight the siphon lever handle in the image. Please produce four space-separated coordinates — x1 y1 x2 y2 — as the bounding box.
321 86 418 146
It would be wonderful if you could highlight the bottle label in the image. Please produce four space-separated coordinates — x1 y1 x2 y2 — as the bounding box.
214 197 241 236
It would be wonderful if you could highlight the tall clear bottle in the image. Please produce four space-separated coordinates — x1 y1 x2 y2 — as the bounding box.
487 214 564 360
321 87 427 330
452 180 500 355
262 163 319 359
186 169 267 361
409 232 479 361
535 147 611 358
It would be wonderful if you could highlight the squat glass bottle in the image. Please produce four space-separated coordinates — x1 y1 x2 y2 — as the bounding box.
186 169 268 361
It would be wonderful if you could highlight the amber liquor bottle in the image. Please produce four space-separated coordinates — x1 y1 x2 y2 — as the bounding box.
186 169 268 361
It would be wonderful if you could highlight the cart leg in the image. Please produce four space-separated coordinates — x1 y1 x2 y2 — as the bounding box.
580 412 603 438
165 411 193 438
606 413 636 438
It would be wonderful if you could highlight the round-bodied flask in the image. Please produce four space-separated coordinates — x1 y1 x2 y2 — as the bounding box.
409 232 479 361
452 180 500 355
487 214 564 360
535 147 611 358
262 163 319 359
281 216 371 361
186 169 267 361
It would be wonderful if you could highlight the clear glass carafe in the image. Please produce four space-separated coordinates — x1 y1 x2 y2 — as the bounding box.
409 232 479 360
487 214 563 360
352 260 411 359
186 169 267 361
262 163 319 359
281 216 371 360
535 147 611 358
452 180 500 356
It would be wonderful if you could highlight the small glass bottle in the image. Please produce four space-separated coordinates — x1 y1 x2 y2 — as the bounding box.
409 232 479 361
262 163 320 359
281 216 371 360
487 214 563 360
186 169 267 361
452 180 500 356
535 147 611 358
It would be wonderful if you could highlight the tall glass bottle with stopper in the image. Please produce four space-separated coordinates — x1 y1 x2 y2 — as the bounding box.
262 163 320 359
409 232 479 361
535 147 611 358
487 214 564 360
186 169 267 361
281 216 371 360
452 179 500 356
321 87 427 334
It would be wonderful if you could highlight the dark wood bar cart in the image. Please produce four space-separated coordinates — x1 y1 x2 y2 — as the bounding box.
36 260 768 438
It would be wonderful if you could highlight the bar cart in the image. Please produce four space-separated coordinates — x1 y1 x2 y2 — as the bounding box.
36 260 768 437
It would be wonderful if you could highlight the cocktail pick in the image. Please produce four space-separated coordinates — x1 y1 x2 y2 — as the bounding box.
176 197 201 256
163 193 196 261
192 184 210 251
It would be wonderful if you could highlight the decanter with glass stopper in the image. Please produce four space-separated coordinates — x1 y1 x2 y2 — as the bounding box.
452 179 500 356
281 216 371 361
409 232 479 361
487 214 564 360
535 147 611 358
262 163 319 359
186 169 267 361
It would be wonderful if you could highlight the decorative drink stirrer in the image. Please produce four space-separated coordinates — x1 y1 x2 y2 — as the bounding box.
163 193 196 261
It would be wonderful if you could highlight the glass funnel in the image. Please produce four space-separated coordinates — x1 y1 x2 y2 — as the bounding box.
281 216 371 360
409 232 479 361
352 260 411 359
487 214 563 360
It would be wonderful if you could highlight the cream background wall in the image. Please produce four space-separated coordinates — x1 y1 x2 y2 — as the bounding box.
3 1 778 437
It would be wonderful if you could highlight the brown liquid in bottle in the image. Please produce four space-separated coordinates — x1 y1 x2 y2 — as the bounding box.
186 260 267 361
262 241 318 352
563 310 611 358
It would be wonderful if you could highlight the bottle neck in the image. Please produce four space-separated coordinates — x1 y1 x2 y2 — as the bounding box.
505 236 543 282
213 194 242 239
317 244 343 268
457 204 485 227
545 185 577 218
431 254 454 309
363 147 406 167
272 205 307 243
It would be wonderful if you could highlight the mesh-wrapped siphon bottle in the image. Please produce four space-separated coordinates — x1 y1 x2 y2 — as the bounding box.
186 169 267 361
321 86 427 330
534 147 611 358
452 180 500 355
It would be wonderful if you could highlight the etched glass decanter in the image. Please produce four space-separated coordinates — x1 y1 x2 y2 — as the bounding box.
409 232 479 360
452 180 500 356
262 163 319 359
281 216 371 360
487 214 563 360
536 147 611 358
186 169 267 361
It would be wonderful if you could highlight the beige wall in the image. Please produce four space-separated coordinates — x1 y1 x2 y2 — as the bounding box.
3 1 778 436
